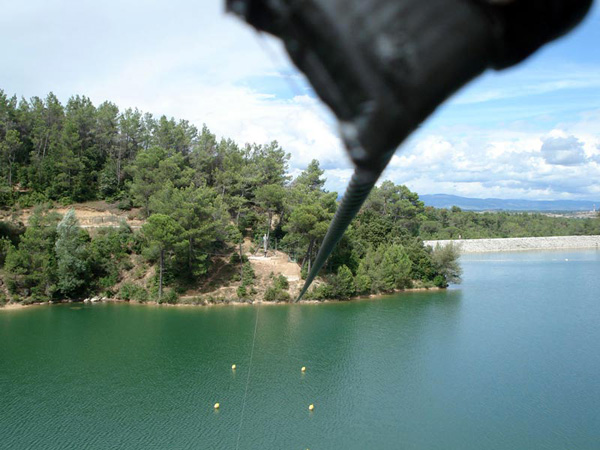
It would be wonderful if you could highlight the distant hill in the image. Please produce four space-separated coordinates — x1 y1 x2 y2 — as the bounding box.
420 194 599 212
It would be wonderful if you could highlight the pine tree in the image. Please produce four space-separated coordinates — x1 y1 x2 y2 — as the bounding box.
0 129 21 188
55 209 89 297
333 264 355 299
4 206 60 301
381 244 412 290
142 214 185 300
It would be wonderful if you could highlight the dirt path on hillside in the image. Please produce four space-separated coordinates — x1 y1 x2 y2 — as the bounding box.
248 251 301 281
0 201 144 230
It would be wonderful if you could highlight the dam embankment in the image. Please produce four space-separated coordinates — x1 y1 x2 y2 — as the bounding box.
424 235 600 253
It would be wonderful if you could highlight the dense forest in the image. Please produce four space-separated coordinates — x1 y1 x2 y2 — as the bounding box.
0 90 597 306
419 207 600 240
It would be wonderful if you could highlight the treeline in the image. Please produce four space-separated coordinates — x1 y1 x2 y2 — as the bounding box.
420 206 600 240
1 89 598 305
0 90 460 305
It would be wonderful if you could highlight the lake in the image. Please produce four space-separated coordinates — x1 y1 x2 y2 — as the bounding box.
1 249 599 449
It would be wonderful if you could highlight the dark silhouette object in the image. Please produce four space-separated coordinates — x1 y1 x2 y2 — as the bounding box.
227 0 594 300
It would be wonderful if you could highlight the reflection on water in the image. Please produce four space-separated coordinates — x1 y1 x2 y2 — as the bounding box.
1 250 599 449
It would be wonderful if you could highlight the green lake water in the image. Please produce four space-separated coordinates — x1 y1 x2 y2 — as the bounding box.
1 249 599 449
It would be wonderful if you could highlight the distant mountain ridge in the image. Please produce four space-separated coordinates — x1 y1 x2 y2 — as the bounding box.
420 194 598 212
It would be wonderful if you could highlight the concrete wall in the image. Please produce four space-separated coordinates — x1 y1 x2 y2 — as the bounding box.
424 235 600 253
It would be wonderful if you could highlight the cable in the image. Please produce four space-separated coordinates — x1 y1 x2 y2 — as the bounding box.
234 302 261 450
296 165 383 301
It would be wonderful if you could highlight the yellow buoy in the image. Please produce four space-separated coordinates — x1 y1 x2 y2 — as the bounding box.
231 364 237 370
301 366 306 373
214 402 220 409
308 404 314 411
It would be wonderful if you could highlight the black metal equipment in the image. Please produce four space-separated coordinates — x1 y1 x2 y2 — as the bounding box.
227 0 593 300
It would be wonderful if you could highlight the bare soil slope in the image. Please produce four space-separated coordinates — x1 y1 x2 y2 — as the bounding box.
1 201 143 231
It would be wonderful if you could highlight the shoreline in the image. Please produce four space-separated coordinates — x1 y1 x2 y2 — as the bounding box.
0 286 443 311
3 241 597 311
424 235 600 254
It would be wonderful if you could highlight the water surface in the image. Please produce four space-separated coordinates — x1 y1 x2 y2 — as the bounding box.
1 249 599 449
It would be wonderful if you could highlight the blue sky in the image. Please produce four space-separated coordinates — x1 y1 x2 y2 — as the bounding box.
1 0 599 200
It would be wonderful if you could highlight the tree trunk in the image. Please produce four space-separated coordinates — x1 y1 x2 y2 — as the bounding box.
265 212 272 256
306 239 314 273
188 237 193 273
8 158 13 187
117 138 128 187
239 242 244 277
159 248 164 301
116 154 122 187
42 133 48 159
279 210 285 227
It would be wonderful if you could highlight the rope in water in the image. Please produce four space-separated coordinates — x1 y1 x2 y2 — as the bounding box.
235 302 261 450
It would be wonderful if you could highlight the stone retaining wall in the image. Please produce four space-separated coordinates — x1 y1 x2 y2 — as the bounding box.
424 235 600 253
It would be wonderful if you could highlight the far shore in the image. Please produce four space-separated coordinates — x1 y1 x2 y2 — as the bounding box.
425 235 600 254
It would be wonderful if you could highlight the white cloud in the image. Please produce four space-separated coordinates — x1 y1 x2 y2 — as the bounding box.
540 136 588 166
453 68 600 105
377 118 600 200
1 0 599 201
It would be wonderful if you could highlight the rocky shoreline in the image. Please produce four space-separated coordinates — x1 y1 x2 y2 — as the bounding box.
0 287 443 310
424 235 600 254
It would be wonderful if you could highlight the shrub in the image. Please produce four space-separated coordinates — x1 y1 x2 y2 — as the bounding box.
180 296 203 305
58 197 73 206
118 282 148 302
431 243 462 286
98 275 118 289
264 286 291 302
120 259 134 271
241 262 255 287
433 275 447 288
17 191 49 208
160 289 178 305
88 227 133 291
5 278 18 295
273 274 289 290
237 285 247 298
206 295 226 304
0 221 24 246
0 236 14 267
230 252 248 264
306 283 335 300
117 197 133 210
